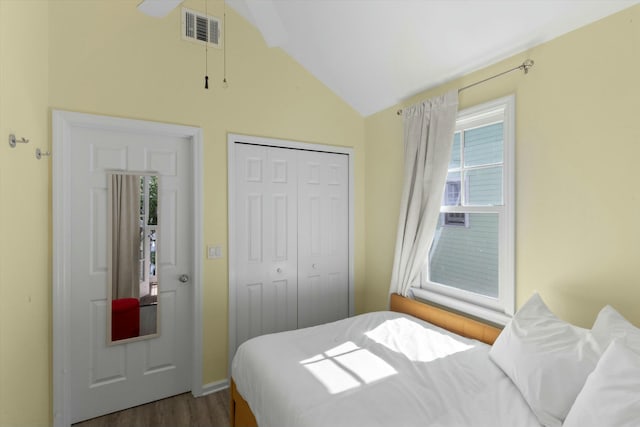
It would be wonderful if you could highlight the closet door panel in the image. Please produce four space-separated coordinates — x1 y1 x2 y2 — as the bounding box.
234 145 298 348
297 151 349 328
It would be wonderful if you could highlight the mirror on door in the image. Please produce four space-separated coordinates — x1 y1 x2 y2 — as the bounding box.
107 172 160 344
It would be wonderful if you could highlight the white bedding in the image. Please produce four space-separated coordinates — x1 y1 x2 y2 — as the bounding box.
231 311 541 427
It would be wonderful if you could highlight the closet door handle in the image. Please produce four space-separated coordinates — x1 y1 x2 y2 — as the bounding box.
276 268 282 273
312 264 318 270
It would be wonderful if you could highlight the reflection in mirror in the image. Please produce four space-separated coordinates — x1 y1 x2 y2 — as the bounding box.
108 172 159 344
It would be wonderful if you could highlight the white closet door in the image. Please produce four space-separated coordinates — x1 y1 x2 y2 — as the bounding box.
234 144 299 348
297 151 349 328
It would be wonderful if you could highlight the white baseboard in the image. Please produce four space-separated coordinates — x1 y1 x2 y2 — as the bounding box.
196 379 230 397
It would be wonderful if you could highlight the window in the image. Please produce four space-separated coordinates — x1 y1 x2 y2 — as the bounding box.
443 212 468 227
442 182 468 227
139 175 159 302
415 96 515 325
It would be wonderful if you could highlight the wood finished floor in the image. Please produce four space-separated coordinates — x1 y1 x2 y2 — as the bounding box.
72 389 230 427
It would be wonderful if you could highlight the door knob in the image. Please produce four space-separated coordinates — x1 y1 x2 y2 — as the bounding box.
276 268 282 273
179 274 190 283
312 264 318 269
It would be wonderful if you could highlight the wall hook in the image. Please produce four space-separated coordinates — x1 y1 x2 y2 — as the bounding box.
9 134 29 148
36 148 51 160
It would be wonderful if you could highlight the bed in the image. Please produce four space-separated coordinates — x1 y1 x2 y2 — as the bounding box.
230 293 640 427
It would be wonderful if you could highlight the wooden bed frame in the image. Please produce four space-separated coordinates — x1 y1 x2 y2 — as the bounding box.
229 293 503 427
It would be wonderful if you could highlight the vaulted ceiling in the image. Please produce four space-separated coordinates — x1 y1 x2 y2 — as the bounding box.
225 0 638 116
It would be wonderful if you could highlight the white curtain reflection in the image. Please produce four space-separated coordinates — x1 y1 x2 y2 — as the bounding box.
111 174 141 300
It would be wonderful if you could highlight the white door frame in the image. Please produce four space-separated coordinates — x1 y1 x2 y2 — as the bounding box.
52 110 204 427
227 133 355 374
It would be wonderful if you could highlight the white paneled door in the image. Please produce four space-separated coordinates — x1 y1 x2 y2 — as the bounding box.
297 150 349 328
232 141 350 356
234 144 299 346
68 122 193 423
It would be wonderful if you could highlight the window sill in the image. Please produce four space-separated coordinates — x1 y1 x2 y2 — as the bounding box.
411 287 512 326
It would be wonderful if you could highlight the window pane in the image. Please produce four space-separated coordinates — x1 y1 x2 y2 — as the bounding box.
449 132 461 169
465 166 502 206
429 213 499 298
148 176 158 225
442 171 461 206
464 123 503 167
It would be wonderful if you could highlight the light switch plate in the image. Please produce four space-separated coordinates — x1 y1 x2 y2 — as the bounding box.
207 245 223 259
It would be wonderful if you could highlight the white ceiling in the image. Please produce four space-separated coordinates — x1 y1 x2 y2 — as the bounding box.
226 0 639 116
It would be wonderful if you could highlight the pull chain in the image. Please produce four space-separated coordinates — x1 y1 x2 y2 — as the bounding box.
222 0 228 88
204 0 209 89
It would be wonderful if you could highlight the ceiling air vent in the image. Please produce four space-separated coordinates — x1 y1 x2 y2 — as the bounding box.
182 7 221 48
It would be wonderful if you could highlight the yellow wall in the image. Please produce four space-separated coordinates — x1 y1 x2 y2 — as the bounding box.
48 0 366 384
1 0 365 425
0 0 51 425
3 0 640 424
364 5 640 328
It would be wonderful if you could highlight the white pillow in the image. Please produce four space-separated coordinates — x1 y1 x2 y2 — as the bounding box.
592 305 640 353
489 293 601 427
563 339 640 427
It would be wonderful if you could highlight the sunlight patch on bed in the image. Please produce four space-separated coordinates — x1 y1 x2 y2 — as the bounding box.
300 341 397 394
365 318 475 362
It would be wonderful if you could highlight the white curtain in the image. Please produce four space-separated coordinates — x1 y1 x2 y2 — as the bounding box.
111 174 141 300
389 90 459 297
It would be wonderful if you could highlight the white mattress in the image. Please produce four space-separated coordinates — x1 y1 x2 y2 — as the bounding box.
232 311 541 427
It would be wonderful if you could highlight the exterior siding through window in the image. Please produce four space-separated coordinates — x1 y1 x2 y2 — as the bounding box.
418 95 515 324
